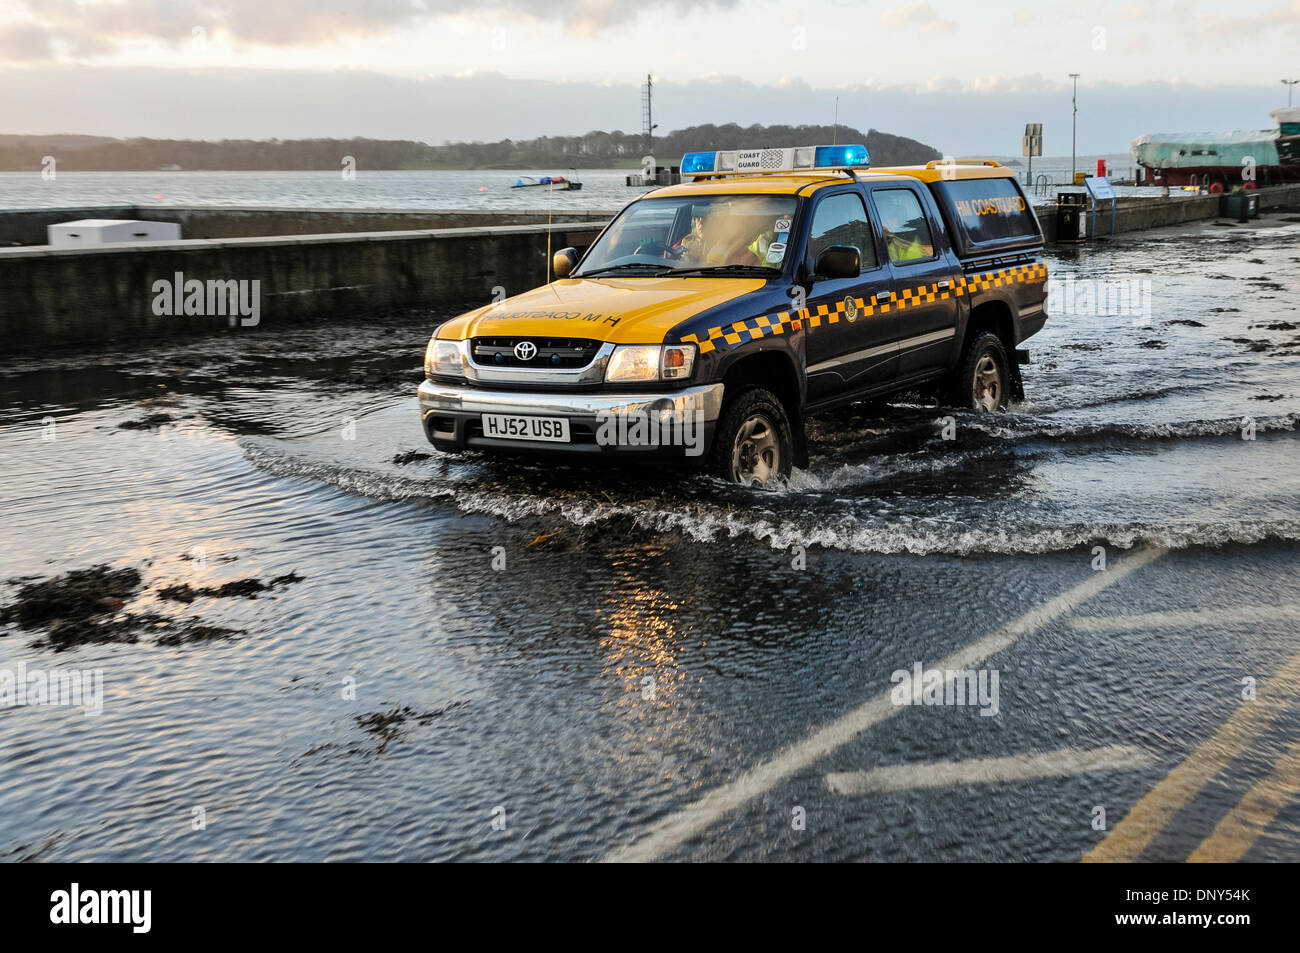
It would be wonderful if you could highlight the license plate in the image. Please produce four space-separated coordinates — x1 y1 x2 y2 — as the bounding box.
480 413 570 443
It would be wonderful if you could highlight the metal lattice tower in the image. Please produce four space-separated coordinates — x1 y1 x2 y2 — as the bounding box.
642 74 654 155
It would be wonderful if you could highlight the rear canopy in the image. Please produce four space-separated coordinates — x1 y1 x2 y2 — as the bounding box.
928 177 1043 257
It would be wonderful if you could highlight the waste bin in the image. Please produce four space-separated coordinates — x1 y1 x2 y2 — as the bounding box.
1056 192 1087 243
1218 192 1261 220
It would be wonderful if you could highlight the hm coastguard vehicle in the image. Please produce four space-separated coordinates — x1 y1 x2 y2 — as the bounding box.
420 144 1048 484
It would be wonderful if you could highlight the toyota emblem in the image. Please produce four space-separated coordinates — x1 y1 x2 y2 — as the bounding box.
514 341 538 361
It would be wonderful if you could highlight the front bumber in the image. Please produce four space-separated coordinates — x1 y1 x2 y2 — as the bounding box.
418 380 724 463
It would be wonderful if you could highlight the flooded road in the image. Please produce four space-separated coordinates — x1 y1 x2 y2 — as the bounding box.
2 215 1299 862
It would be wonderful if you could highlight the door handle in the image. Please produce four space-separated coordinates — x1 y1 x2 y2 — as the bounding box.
937 279 952 289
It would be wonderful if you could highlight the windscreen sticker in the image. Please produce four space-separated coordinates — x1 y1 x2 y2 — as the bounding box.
766 241 787 264
774 218 792 232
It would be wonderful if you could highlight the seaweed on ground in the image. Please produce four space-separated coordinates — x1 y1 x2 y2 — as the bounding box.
1 564 250 651
155 572 304 603
391 450 433 465
353 701 468 753
0 565 141 628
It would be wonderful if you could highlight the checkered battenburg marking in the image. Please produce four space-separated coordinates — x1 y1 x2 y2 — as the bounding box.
680 263 1048 354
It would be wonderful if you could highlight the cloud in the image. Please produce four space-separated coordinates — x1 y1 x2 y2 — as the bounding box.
5 1 421 54
921 75 963 94
0 0 741 58
0 65 1287 157
1190 0 1300 37
880 2 956 33
0 23 56 61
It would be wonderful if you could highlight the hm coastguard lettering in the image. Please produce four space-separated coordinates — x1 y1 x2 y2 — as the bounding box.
492 309 619 326
954 195 1028 217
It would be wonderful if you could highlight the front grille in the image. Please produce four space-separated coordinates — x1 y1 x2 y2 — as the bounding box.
471 337 602 369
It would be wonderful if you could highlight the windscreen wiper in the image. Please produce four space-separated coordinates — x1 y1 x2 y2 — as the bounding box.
576 263 676 278
668 265 781 277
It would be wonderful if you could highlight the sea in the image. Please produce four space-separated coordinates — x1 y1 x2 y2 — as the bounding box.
0 153 1160 212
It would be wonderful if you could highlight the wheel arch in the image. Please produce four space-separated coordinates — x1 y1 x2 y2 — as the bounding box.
964 298 1016 353
717 348 808 467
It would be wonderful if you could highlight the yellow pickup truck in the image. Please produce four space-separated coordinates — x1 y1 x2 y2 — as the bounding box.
420 145 1047 485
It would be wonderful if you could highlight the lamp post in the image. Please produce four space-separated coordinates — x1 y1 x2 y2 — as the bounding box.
1069 73 1080 184
1284 79 1299 107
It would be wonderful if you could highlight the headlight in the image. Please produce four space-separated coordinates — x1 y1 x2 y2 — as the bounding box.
425 337 465 379
605 345 661 382
605 344 696 383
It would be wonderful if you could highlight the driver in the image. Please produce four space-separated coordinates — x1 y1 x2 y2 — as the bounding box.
673 212 759 266
673 214 713 264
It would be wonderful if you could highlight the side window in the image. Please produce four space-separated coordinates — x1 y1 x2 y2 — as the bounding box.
806 192 877 274
874 189 936 264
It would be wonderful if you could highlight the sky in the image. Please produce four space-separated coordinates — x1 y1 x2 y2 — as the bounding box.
1 0 1297 155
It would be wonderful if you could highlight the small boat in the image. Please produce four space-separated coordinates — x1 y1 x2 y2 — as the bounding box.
510 174 583 191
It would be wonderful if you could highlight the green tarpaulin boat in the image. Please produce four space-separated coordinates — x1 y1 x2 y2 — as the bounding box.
1131 109 1300 186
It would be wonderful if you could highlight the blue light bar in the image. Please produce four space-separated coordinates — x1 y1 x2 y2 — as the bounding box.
814 144 870 168
680 144 871 176
681 151 717 174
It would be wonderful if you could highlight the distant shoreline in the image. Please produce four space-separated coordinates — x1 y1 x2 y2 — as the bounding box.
0 155 1138 174
0 160 649 173
0 123 946 173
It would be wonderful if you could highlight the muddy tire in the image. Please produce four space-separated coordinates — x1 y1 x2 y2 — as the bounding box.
945 332 1011 412
709 386 794 486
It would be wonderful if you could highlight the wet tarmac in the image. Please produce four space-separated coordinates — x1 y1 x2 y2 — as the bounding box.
1 214 1298 862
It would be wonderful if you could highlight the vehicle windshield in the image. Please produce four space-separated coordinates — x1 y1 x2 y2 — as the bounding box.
574 194 798 277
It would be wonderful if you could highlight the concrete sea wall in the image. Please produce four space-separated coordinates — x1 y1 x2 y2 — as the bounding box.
0 222 605 348
0 205 619 247
1032 183 1300 237
3 184 1300 350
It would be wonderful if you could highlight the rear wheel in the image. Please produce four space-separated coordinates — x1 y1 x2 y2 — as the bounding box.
946 332 1011 412
710 386 794 486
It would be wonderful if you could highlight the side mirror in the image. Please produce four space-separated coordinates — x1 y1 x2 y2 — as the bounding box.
552 247 579 278
815 245 860 280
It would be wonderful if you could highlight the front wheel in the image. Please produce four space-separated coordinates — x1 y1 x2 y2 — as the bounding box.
946 332 1011 412
709 386 794 486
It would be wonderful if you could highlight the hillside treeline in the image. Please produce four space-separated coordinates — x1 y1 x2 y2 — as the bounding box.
0 123 940 171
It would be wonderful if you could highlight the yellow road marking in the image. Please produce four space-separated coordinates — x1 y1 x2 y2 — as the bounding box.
1187 739 1300 863
1084 650 1300 863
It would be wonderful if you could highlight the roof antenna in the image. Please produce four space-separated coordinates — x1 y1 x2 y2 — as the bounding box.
833 97 839 146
